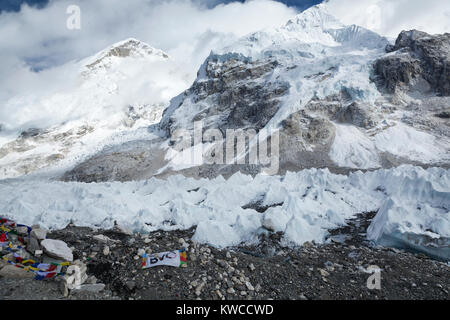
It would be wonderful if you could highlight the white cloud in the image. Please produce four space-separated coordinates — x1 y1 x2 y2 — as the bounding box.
0 0 298 132
324 0 450 39
0 0 297 96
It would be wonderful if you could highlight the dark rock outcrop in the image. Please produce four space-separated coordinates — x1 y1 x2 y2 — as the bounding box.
161 53 289 136
62 140 167 183
374 30 450 96
335 102 378 128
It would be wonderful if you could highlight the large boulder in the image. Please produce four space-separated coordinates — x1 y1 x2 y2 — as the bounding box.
161 53 289 135
41 239 73 262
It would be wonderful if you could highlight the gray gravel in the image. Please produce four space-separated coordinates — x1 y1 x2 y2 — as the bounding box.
1 213 448 300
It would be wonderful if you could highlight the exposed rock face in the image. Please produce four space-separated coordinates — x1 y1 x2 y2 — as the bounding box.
161 53 289 136
0 125 94 178
277 94 345 173
281 111 335 146
62 139 167 183
374 30 450 96
20 128 44 139
335 102 378 128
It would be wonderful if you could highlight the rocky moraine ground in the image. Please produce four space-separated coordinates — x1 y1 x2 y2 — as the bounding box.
1 213 448 300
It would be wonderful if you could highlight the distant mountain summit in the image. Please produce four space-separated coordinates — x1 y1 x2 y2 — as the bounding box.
84 38 169 72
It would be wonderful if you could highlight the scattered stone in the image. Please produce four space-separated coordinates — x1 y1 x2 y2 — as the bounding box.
1 213 448 301
217 259 227 268
86 276 98 284
245 281 255 291
93 234 112 243
125 281 136 291
30 228 47 241
318 268 330 277
61 284 70 297
41 239 73 262
196 282 205 292
226 288 235 294
324 261 335 272
27 236 41 254
113 222 133 236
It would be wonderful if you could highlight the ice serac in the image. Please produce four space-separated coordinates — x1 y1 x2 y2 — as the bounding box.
0 39 183 180
1 165 448 261
367 171 450 261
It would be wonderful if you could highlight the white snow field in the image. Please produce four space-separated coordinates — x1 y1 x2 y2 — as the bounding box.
0 165 448 259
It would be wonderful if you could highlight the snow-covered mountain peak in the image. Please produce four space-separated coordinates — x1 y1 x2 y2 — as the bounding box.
218 4 388 60
83 38 169 73
283 4 344 32
0 39 186 179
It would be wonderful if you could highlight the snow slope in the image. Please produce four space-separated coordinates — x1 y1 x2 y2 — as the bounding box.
1 165 448 259
330 121 449 169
